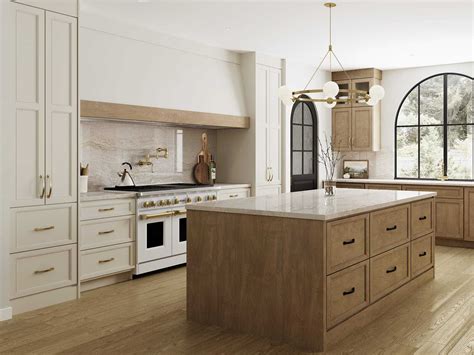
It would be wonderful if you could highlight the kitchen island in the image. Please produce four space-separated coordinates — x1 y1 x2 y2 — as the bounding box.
186 189 436 351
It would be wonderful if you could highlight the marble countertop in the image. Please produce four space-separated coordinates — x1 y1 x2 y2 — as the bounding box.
335 178 474 187
186 189 436 221
81 191 137 202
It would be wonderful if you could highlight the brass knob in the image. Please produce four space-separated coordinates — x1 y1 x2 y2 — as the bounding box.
166 199 171 205
158 200 164 206
186 197 192 203
212 195 217 200
174 198 179 204
143 201 155 208
196 196 202 202
206 195 211 201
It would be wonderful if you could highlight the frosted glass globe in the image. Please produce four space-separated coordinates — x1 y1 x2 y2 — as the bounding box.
323 81 340 98
278 85 294 106
366 97 377 106
369 85 385 100
324 97 337 109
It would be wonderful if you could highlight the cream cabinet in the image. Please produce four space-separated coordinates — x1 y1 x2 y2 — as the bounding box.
12 0 78 17
10 4 77 207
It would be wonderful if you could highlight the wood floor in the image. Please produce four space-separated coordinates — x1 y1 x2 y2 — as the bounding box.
1 246 473 354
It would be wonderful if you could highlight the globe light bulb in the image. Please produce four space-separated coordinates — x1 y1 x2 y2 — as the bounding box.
323 81 339 98
369 85 385 101
278 85 294 106
366 97 377 106
324 97 337 109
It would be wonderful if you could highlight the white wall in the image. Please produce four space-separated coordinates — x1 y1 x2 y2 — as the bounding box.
79 11 247 118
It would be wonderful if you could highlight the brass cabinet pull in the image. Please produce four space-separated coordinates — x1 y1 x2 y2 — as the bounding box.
140 211 175 220
342 238 355 245
34 267 55 274
39 175 46 198
419 251 427 257
98 207 115 212
46 175 52 198
229 194 239 198
34 226 55 232
386 266 397 274
342 287 355 296
266 167 270 182
98 229 115 235
386 225 397 232
419 216 427 221
98 257 115 264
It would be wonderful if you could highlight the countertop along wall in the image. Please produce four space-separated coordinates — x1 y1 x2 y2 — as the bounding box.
339 62 474 179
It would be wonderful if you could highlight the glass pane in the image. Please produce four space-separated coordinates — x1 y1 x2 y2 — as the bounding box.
147 222 164 248
397 88 418 126
292 103 302 124
292 125 302 150
303 104 313 125
420 75 444 125
420 126 444 179
396 127 418 178
448 125 473 179
303 152 313 174
179 218 187 242
336 82 350 106
292 152 302 175
448 75 473 124
303 126 313 151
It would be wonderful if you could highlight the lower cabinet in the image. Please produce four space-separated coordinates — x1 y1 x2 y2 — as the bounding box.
217 187 251 200
435 198 464 239
464 188 474 241
81 243 134 281
411 233 434 278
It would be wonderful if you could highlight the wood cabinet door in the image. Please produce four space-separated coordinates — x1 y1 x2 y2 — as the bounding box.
351 107 372 151
335 80 351 108
464 188 474 241
45 12 77 204
435 198 464 240
10 4 46 207
332 109 351 151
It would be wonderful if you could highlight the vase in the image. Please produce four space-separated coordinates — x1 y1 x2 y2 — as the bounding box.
323 180 336 196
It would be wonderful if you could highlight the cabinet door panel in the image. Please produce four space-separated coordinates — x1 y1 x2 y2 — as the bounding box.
45 12 77 204
255 66 268 186
12 5 45 207
12 0 78 17
332 109 351 151
351 78 374 107
436 199 463 240
352 107 372 151
464 188 474 241
267 68 281 185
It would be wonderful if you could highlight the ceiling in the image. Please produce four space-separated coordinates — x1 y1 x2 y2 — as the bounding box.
80 0 474 70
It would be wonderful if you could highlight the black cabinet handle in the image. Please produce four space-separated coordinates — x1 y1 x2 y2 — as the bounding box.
343 238 355 245
386 266 397 273
419 216 427 221
419 251 427 257
386 225 397 231
342 287 355 296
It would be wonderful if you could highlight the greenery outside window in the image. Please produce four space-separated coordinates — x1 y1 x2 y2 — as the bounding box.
395 73 473 180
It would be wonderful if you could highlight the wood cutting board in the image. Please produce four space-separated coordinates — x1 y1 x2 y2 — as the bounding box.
193 155 209 185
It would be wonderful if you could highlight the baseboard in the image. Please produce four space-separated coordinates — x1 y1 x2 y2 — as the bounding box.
436 238 474 249
10 286 77 315
81 271 132 292
0 307 12 321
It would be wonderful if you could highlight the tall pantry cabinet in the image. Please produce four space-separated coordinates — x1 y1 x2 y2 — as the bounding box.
6 1 78 314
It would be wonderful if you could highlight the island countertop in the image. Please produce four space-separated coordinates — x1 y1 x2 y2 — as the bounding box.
186 188 436 221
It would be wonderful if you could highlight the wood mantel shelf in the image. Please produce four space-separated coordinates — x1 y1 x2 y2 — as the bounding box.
80 100 250 129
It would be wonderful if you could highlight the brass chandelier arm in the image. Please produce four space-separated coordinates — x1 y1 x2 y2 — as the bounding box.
303 49 330 90
292 88 368 96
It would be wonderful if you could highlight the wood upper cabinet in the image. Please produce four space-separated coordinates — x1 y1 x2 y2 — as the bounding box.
351 107 372 151
332 108 351 151
464 188 474 241
351 78 375 107
12 0 78 17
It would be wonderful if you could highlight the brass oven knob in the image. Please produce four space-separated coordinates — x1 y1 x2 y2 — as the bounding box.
173 198 179 204
186 197 192 203
212 195 217 200
158 200 164 206
165 199 171 205
196 196 202 202
143 201 151 208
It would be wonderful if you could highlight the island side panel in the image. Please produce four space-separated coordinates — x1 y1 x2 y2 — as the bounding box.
187 210 326 351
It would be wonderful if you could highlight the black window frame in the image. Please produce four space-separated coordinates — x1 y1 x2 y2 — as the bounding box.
394 72 474 181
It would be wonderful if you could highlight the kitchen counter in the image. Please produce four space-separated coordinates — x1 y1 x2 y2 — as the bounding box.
80 191 137 202
186 188 436 221
335 178 474 187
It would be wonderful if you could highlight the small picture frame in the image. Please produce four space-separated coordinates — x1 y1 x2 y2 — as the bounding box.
343 160 369 179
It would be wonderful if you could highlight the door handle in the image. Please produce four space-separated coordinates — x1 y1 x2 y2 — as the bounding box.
266 167 270 182
98 207 115 212
173 211 187 216
419 216 427 221
39 175 45 198
342 238 355 245
419 251 427 257
386 225 397 231
98 229 115 235
98 258 115 264
140 211 175 220
342 287 355 296
34 267 55 274
386 266 397 273
34 226 55 232
46 175 52 198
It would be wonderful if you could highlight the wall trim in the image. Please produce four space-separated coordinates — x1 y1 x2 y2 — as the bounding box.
0 307 12 321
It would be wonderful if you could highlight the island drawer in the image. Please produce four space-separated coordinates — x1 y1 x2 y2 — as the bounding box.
81 215 135 251
411 233 434 278
370 204 410 256
402 185 463 199
326 214 369 274
81 243 134 281
411 199 434 240
327 261 369 329
370 244 410 302
80 199 135 221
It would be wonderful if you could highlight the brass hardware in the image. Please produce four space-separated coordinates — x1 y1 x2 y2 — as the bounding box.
98 207 115 212
212 195 217 200
34 267 55 274
138 147 169 166
46 175 52 198
324 2 336 8
174 211 187 216
266 167 270 182
143 201 156 208
158 200 165 206
229 194 239 198
196 196 202 202
173 198 180 204
156 147 168 159
140 211 175 220
34 226 55 232
186 197 192 203
98 257 115 264
98 229 115 235
39 175 45 198
165 199 171 206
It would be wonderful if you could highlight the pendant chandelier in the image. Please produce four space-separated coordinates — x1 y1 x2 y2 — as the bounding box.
279 2 385 108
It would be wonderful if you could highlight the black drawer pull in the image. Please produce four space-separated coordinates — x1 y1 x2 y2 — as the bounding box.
386 225 397 231
343 238 355 245
342 287 355 296
386 266 397 273
419 251 427 257
419 216 427 221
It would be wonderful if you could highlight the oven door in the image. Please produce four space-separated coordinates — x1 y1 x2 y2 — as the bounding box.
172 209 187 255
137 209 173 263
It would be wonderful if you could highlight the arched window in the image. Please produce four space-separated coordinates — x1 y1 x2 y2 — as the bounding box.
395 73 473 180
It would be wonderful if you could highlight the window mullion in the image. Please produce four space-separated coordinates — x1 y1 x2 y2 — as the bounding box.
443 74 448 177
418 85 421 179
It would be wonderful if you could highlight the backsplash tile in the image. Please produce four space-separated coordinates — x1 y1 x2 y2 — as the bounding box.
338 151 394 179
81 119 217 191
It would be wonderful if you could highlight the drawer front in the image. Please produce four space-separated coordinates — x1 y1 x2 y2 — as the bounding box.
336 182 365 189
80 199 135 221
10 245 77 299
10 204 77 253
81 215 135 250
403 185 463 199
327 261 369 329
370 204 410 255
411 233 434 278
81 243 134 281
411 199 434 240
217 188 250 201
366 184 402 190
370 244 410 302
327 214 369 274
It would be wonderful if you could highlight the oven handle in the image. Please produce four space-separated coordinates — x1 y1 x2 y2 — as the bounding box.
140 211 175 220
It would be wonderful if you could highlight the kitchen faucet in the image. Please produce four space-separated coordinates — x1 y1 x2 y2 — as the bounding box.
138 147 169 167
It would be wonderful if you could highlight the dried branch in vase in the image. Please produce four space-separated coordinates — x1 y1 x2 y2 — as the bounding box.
317 134 344 181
